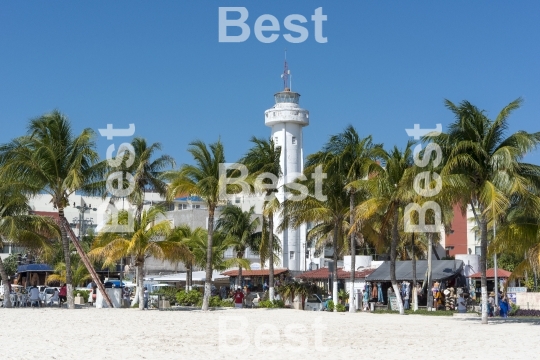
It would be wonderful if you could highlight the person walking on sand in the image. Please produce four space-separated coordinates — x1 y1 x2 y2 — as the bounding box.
143 287 149 310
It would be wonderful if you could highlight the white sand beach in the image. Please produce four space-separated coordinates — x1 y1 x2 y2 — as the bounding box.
0 308 537 360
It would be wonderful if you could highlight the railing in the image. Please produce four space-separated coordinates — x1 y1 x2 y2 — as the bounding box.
60 217 114 308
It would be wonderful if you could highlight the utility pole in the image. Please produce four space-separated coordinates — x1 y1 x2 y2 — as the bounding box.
494 221 498 307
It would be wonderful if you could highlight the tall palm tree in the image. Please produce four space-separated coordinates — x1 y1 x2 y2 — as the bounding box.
186 229 250 272
437 98 540 324
90 206 192 309
168 225 206 291
240 137 282 301
0 110 105 309
321 126 380 312
165 140 226 311
0 184 58 307
120 137 175 222
280 168 350 311
352 142 416 315
216 205 260 287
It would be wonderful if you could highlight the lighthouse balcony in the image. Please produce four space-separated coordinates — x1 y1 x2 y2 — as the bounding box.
264 109 309 126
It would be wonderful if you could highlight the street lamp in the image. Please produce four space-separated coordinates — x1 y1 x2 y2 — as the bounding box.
73 201 97 239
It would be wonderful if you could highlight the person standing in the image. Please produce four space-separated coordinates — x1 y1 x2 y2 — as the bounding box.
143 287 149 310
59 284 67 307
457 293 467 313
234 287 244 309
499 296 509 318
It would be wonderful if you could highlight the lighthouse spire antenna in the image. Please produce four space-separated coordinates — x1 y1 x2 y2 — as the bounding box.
281 50 291 91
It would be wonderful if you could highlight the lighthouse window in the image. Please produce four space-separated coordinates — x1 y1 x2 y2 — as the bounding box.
292 137 297 145
274 137 278 144
290 251 295 260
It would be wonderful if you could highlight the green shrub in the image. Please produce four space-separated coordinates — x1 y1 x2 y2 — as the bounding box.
335 303 346 312
151 287 179 305
326 300 335 311
219 299 234 307
176 290 203 306
73 289 90 302
509 303 520 316
259 299 285 308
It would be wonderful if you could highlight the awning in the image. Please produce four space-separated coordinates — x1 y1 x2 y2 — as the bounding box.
296 267 375 280
365 260 463 282
144 270 228 282
469 268 512 279
221 268 288 277
16 264 53 273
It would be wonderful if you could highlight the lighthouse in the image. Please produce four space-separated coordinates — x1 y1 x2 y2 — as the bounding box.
264 60 309 271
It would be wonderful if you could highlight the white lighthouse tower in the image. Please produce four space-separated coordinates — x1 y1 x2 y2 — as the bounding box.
264 60 309 271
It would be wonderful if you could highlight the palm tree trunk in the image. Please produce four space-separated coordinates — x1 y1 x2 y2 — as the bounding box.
202 205 215 311
0 257 12 308
412 233 418 311
268 210 275 302
132 264 139 306
332 225 339 312
186 262 192 292
237 253 243 289
427 232 433 310
349 192 356 313
480 216 488 324
59 208 75 309
138 262 144 310
390 207 404 315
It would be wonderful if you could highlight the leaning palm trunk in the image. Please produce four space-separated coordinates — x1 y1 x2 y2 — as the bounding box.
202 206 215 311
268 211 275 302
0 257 12 308
59 208 74 309
332 226 339 312
349 192 356 312
390 208 405 314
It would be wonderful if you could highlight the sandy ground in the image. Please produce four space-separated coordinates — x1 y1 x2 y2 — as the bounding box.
0 307 538 360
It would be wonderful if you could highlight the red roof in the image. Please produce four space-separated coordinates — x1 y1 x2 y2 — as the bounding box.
296 267 375 280
469 268 512 279
221 268 288 277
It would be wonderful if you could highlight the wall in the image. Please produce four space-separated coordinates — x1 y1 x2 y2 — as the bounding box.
515 292 540 310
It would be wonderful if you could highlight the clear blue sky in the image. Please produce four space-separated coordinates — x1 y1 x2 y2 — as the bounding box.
1 1 539 167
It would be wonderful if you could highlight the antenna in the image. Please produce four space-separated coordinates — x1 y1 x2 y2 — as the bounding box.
281 49 291 91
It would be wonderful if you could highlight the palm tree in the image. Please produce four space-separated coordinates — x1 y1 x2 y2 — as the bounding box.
0 184 58 307
0 110 104 309
119 137 175 222
46 260 92 287
281 167 350 311
165 140 226 311
437 98 540 324
216 205 260 287
90 206 192 309
168 225 206 291
351 143 416 315
187 229 250 272
320 126 380 312
240 137 282 301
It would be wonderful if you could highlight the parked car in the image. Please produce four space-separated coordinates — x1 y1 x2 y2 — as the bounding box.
304 294 325 311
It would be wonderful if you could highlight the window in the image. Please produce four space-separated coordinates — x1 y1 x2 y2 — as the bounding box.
194 205 200 209
235 198 241 204
289 251 295 260
292 136 297 145
475 246 481 255
274 136 278 144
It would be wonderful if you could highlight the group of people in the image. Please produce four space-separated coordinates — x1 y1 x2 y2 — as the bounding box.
487 291 510 318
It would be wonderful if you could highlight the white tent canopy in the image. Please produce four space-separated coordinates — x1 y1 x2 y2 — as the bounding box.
144 271 228 282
